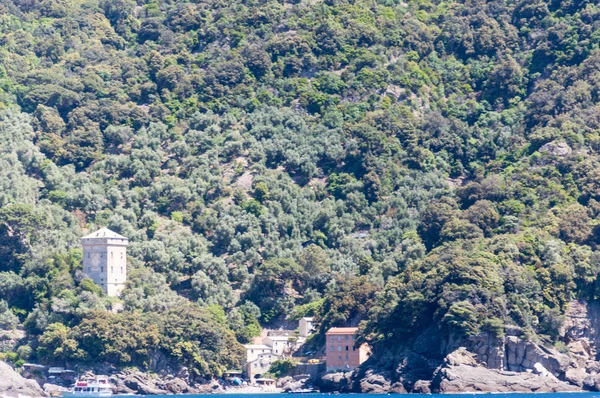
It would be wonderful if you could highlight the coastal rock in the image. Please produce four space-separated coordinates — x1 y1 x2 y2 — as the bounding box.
278 375 311 392
431 348 579 393
108 376 136 394
582 374 600 391
411 380 431 393
567 368 591 388
357 369 392 393
0 361 46 397
505 336 575 378
43 383 68 397
316 372 351 392
156 377 198 394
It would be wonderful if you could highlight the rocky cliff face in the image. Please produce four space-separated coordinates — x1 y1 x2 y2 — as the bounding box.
314 300 600 394
0 361 46 398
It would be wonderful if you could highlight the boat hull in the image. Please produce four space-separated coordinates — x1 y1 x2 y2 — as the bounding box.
62 392 112 397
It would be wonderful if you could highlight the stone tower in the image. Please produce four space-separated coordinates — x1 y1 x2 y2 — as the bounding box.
81 228 128 297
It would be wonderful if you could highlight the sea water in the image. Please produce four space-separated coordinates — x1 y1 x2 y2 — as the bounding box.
110 394 600 397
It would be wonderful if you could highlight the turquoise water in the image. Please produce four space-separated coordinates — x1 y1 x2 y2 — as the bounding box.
114 394 600 398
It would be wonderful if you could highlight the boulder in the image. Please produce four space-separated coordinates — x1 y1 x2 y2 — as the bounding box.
358 369 392 393
411 380 431 394
583 374 600 391
278 375 310 392
316 372 350 392
43 383 68 397
0 361 46 397
505 336 574 378
566 368 589 388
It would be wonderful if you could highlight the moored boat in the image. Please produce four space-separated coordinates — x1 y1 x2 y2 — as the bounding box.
62 376 112 397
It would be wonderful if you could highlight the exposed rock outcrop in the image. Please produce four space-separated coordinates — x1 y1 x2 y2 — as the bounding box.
315 372 351 392
278 375 312 392
430 348 578 393
328 300 600 394
109 369 203 395
539 141 572 157
0 361 46 397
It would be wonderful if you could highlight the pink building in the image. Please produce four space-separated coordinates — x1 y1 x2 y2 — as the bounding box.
325 327 370 370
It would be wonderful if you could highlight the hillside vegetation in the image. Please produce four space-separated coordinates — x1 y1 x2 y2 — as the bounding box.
2 0 600 378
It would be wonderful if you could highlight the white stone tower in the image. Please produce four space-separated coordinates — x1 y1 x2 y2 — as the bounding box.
81 227 128 297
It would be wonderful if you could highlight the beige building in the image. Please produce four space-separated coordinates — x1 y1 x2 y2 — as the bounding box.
81 228 128 297
299 317 314 337
244 344 272 363
244 350 281 383
325 327 370 370
262 335 296 355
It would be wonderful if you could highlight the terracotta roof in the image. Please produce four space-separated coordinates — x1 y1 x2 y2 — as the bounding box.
326 327 358 335
82 228 128 240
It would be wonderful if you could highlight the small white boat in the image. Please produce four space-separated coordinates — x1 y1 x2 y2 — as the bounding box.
63 376 112 397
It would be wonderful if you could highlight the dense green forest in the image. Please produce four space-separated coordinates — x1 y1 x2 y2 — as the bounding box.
2 0 600 379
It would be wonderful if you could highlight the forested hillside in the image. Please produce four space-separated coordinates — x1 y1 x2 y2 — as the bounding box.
2 0 600 379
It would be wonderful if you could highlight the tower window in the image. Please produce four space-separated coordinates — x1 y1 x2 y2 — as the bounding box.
121 253 123 259
100 266 103 272
111 267 113 273
121 267 123 274
111 252 113 258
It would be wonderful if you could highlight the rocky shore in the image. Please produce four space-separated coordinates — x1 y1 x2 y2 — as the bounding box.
7 300 600 396
304 299 600 394
0 361 46 398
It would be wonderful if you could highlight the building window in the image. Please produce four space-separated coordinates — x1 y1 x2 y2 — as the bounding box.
338 356 342 360
337 336 341 341
100 266 103 272
330 336 333 341
111 267 114 273
251 350 254 353
88 267 91 272
330 346 334 352
345 354 349 360
353 347 356 351
87 253 90 258
121 252 123 259
338 346 342 352
100 253 103 258
346 346 349 351
121 267 123 274
100 278 104 281
345 335 349 340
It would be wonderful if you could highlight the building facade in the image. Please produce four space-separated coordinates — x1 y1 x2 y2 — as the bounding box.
244 344 273 363
262 335 295 355
325 327 370 370
299 317 314 337
81 228 128 297
244 351 281 383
